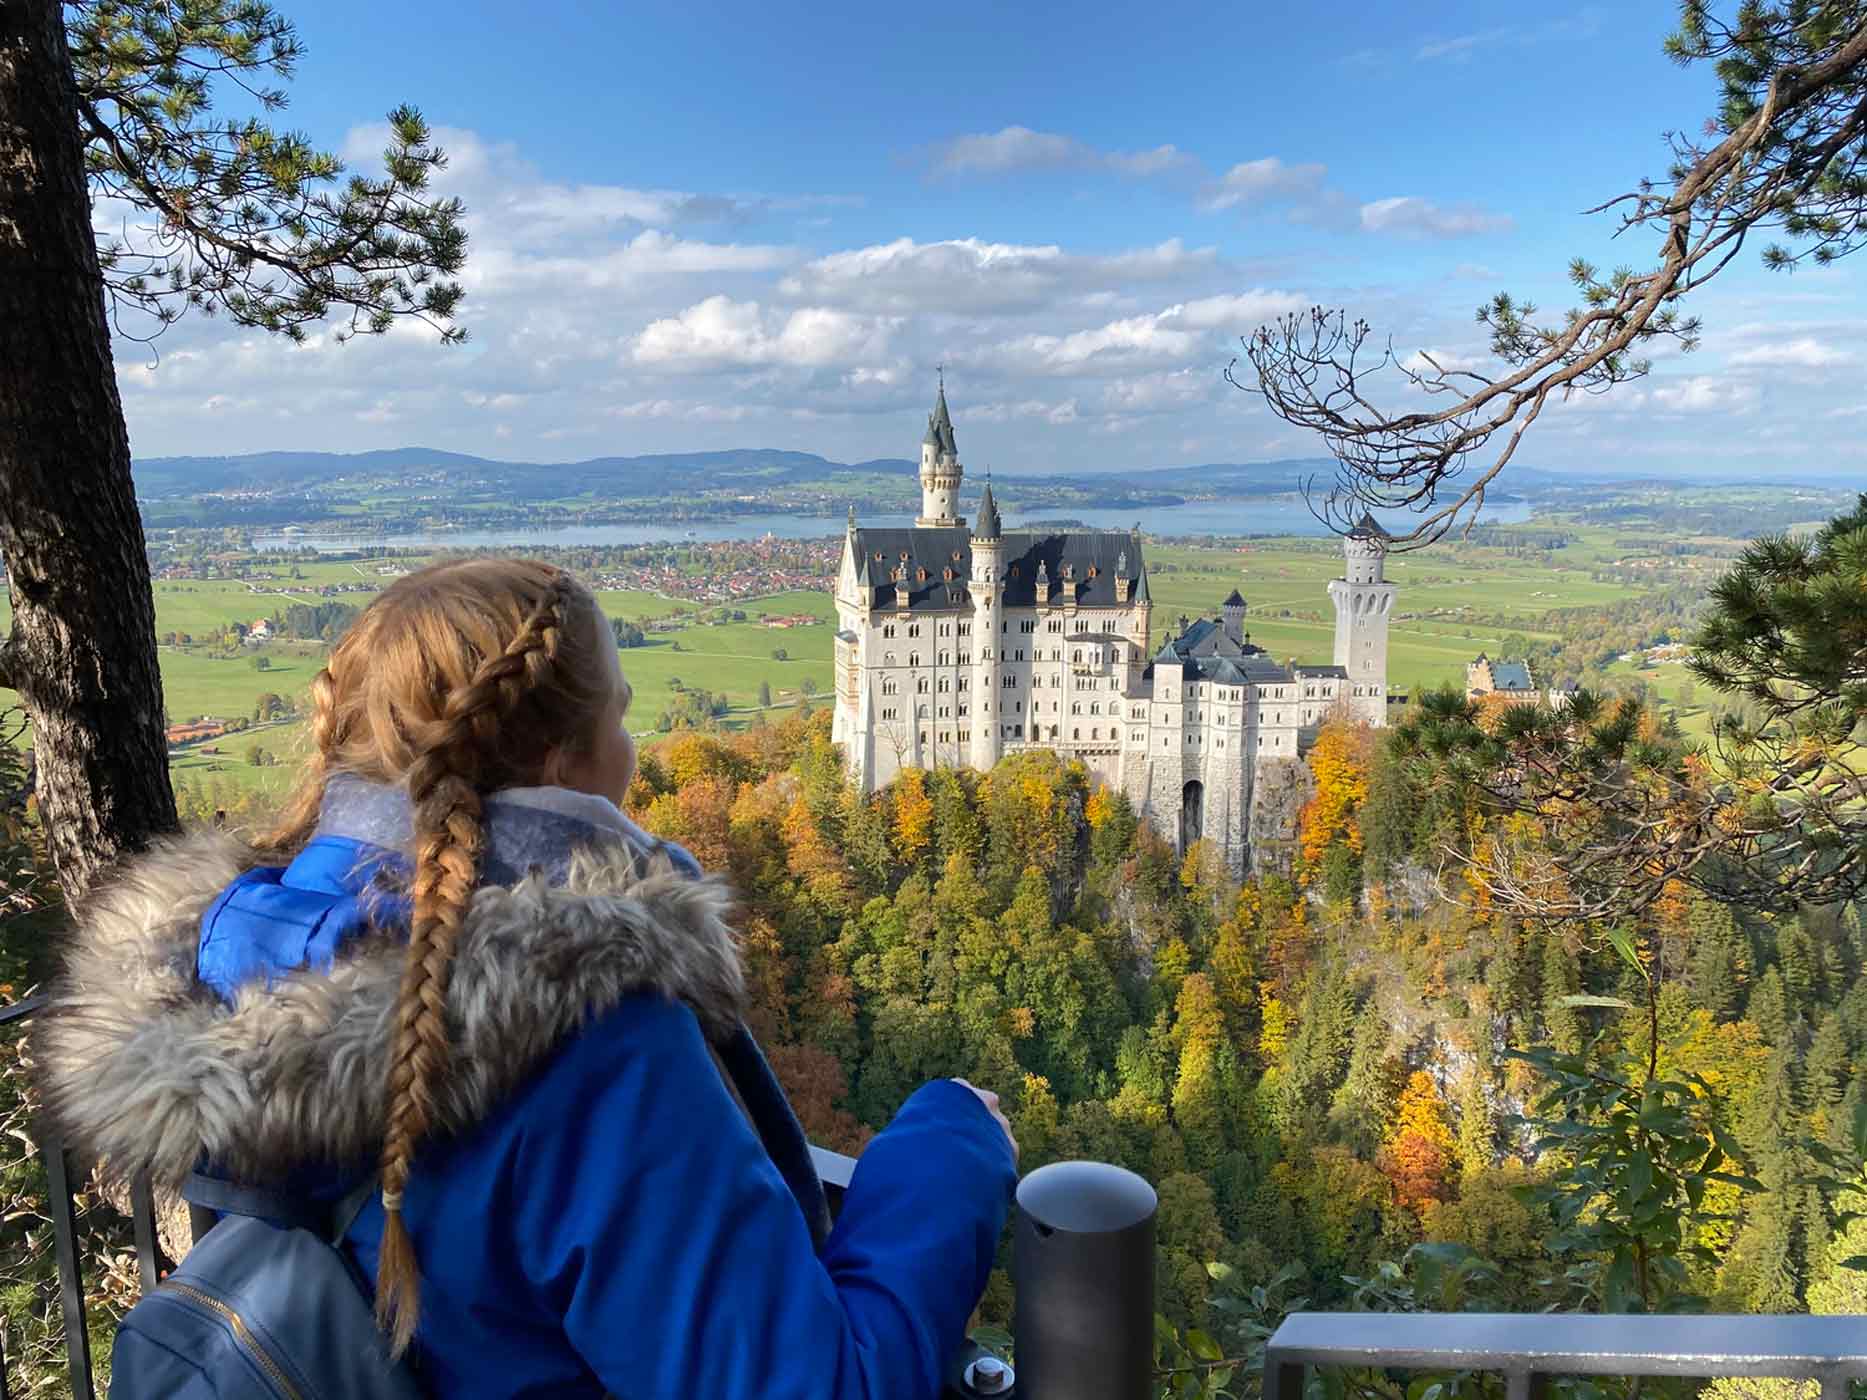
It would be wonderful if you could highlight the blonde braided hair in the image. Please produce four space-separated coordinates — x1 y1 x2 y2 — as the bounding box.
261 559 613 1355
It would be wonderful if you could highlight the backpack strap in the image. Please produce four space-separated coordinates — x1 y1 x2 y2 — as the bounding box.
182 1170 379 1244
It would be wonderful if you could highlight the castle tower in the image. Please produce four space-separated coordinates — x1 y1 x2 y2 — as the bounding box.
1328 513 1395 725
917 375 965 528
969 479 1004 769
1222 589 1246 645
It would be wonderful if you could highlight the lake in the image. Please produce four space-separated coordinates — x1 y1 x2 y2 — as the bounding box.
254 496 1534 552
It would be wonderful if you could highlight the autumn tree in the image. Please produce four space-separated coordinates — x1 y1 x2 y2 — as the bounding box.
1 0 465 900
1379 1070 1458 1215
1298 720 1372 899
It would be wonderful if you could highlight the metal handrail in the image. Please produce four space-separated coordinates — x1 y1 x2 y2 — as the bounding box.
5 991 1160 1400
1266 1311 1867 1400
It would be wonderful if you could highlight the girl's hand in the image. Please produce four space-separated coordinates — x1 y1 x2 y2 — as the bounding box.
951 1079 1019 1164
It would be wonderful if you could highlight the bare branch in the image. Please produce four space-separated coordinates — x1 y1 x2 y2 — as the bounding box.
1232 17 1867 547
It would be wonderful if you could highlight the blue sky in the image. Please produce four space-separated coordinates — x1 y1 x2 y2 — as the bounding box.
113 1 1867 480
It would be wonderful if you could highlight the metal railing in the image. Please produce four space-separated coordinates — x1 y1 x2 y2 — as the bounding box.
1264 1312 1867 1400
2 994 1162 1400
4 993 179 1400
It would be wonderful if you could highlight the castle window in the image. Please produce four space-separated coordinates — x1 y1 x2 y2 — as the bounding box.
1016 649 1024 661
1092 728 1099 740
1072 702 1082 715
909 653 920 668
958 621 971 636
882 624 896 639
1074 728 1081 740
882 678 898 696
917 678 929 694
1010 565 1020 579
958 704 969 716
938 677 950 692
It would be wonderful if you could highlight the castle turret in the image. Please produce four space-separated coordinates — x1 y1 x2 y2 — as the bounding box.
970 478 1004 769
917 376 965 528
1328 513 1395 725
1222 589 1246 645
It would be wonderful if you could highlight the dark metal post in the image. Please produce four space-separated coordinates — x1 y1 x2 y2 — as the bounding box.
42 1141 96 1400
1264 1346 1304 1400
1012 1160 1156 1400
129 1172 168 1291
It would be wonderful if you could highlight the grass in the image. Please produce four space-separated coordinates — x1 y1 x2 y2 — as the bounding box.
1 523 1713 786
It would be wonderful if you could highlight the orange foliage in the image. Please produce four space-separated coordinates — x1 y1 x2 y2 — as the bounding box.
1379 1071 1457 1214
765 1043 872 1156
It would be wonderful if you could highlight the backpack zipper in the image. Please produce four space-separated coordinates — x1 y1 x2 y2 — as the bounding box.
160 1281 305 1400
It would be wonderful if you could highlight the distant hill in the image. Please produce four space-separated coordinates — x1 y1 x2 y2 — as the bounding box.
131 444 1363 501
131 447 922 498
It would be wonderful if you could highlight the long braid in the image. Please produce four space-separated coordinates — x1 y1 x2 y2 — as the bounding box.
373 573 573 1355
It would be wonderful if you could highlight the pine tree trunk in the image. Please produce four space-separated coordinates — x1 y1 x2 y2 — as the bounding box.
0 0 178 904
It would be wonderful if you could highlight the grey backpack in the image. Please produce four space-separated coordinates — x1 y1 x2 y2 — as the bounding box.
109 1173 423 1399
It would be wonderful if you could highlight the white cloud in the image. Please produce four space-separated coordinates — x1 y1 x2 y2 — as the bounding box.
1360 197 1514 239
1727 336 1856 369
925 126 1196 179
1401 348 1484 376
779 236 1217 314
1200 157 1329 211
1650 376 1761 414
990 291 1305 374
631 296 897 370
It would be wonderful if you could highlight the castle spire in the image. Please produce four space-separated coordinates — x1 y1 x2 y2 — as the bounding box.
916 373 964 528
930 378 956 457
975 472 1001 540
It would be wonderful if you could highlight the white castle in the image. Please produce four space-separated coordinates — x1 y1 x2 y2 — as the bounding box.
832 384 1394 874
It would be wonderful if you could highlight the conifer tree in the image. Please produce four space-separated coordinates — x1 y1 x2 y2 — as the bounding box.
1 0 466 900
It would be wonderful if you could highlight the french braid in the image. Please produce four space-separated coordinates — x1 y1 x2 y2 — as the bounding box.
373 572 575 1355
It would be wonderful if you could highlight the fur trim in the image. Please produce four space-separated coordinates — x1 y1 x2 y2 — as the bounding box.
34 830 746 1189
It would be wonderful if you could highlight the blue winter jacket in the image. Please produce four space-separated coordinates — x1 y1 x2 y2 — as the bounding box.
182 820 1017 1399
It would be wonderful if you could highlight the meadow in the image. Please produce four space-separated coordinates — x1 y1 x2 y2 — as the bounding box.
0 518 1708 795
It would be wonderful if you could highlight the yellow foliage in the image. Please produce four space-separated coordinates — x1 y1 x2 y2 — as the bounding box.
891 767 934 866
1085 786 1114 830
1258 983 1291 1060
1297 722 1371 876
1388 1071 1456 1156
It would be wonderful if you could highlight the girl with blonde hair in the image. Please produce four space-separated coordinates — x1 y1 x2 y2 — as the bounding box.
37 558 1016 1398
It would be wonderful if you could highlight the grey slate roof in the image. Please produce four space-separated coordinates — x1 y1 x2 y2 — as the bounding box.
1148 612 1293 685
849 526 1147 613
1489 660 1535 691
976 480 1001 540
1224 589 1245 607
1295 664 1349 678
926 386 957 457
1348 511 1391 540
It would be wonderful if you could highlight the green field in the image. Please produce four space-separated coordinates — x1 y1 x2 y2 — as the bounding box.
1 522 1712 794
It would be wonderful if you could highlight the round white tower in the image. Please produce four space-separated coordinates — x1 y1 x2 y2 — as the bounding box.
969 480 1004 770
1328 513 1396 726
917 376 964 528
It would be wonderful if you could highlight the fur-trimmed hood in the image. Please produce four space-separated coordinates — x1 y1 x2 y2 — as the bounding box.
34 829 747 1190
